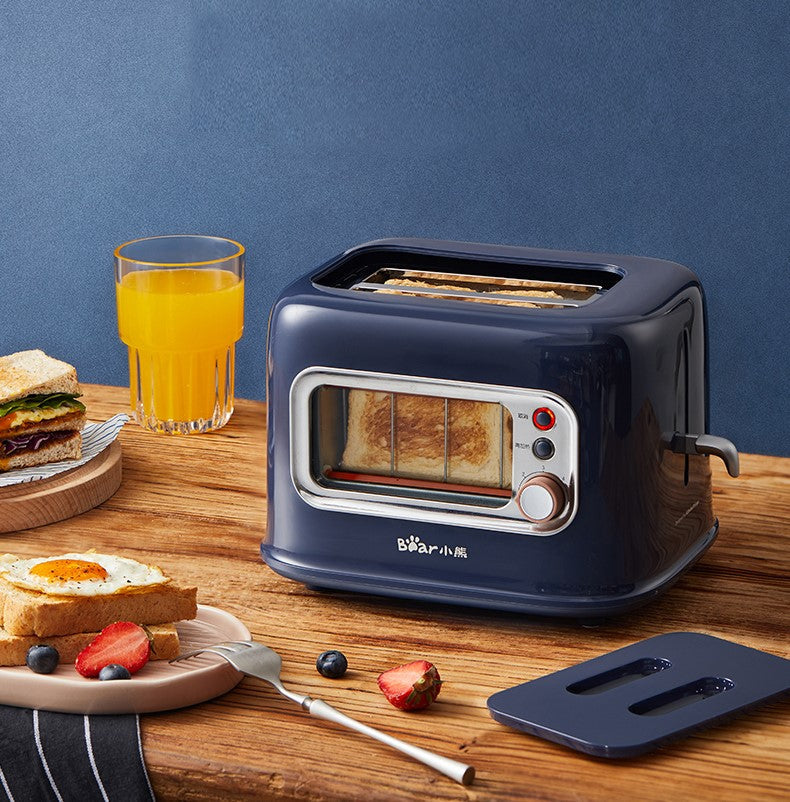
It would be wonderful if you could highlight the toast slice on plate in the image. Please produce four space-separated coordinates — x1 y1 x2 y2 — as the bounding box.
0 622 180 666
0 574 197 638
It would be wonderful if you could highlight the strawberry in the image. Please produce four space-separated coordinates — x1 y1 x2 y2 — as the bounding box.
377 660 443 711
75 622 152 678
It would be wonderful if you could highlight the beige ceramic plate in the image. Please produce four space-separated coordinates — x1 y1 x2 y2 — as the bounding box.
0 605 249 714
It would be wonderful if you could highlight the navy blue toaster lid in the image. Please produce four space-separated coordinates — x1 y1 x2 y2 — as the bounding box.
487 632 790 758
309 238 702 320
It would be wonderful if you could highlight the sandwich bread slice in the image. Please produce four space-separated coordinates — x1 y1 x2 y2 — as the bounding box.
0 350 86 471
0 572 198 638
0 622 180 666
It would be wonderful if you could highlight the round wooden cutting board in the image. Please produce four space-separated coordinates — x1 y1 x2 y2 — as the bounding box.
0 441 122 534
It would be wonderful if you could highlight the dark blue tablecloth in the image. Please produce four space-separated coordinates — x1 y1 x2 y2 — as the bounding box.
0 706 155 802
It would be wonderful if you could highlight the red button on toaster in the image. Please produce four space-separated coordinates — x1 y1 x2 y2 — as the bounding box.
533 407 555 430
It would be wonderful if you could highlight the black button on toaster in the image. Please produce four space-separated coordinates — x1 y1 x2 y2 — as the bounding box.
533 438 555 459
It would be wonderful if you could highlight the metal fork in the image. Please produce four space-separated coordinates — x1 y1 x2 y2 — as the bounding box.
171 640 475 785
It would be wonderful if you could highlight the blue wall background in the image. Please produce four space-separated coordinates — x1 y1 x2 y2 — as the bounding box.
1 1 787 456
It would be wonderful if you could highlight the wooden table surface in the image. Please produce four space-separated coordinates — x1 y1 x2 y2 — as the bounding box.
3 385 788 801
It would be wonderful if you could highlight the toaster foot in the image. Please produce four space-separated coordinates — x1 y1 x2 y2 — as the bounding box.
579 617 609 629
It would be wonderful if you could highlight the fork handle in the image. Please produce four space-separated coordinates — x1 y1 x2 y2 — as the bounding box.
304 698 475 785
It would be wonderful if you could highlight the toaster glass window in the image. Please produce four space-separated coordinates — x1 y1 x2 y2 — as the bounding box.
310 385 514 506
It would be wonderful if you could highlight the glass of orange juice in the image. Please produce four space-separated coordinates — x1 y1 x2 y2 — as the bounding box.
114 235 244 434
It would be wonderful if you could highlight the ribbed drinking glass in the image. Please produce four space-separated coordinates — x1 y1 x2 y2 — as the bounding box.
115 235 244 434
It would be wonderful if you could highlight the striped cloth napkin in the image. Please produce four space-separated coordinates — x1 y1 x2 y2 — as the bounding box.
0 706 154 802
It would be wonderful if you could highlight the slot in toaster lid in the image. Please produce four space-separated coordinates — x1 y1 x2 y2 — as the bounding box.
313 240 622 310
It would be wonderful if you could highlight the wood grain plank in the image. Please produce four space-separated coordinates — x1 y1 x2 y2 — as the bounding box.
1 384 786 801
0 440 122 532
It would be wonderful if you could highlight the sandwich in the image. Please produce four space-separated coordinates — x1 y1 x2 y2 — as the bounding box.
0 350 87 472
0 551 198 666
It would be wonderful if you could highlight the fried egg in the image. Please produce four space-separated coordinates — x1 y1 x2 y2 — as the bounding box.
0 553 170 596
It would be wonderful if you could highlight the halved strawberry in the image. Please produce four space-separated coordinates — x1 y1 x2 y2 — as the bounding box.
377 660 443 711
75 622 152 678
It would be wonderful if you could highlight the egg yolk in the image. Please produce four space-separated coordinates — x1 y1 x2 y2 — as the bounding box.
29 559 108 583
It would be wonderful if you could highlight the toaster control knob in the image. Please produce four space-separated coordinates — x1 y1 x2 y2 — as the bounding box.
516 475 566 523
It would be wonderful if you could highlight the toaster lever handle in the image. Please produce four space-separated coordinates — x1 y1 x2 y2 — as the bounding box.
669 433 740 478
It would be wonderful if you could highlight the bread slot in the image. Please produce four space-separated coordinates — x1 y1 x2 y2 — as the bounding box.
351 267 603 308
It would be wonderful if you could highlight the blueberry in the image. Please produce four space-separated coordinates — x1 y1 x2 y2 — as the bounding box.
26 645 60 674
98 663 132 681
316 650 348 679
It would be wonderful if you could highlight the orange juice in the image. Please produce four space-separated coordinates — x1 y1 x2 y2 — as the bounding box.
116 268 244 429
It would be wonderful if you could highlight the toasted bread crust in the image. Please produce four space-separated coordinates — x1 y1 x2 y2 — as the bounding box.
0 622 180 666
0 350 80 406
0 575 198 637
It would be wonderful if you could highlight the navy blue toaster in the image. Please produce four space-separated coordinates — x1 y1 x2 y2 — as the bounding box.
262 239 739 617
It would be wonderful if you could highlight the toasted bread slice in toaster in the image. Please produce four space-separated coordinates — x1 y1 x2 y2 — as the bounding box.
341 390 394 475
378 276 572 308
447 398 512 488
341 390 512 489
